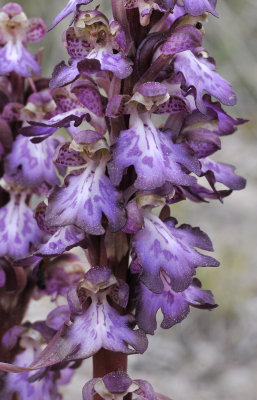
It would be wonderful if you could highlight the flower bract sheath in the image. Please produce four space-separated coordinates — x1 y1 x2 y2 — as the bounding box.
0 0 246 399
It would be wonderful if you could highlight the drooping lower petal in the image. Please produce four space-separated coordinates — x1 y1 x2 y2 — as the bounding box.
28 267 147 369
1 350 61 400
0 42 41 77
204 95 247 135
133 210 219 293
89 49 133 79
36 225 86 256
0 193 43 260
45 159 126 235
174 50 236 113
136 275 216 334
201 158 246 190
4 135 62 188
109 111 200 190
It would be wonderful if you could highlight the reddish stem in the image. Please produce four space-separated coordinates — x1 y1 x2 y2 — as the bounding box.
93 349 127 377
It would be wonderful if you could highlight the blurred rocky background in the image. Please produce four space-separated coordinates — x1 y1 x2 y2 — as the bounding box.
9 0 257 398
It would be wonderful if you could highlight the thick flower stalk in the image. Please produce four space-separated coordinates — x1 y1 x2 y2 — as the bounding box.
0 1 246 399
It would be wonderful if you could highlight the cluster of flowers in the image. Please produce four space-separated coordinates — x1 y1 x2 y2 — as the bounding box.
0 0 245 399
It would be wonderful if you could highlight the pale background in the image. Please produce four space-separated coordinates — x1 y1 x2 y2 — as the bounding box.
5 0 257 398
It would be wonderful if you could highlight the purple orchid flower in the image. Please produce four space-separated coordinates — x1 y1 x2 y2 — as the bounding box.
50 9 132 88
0 0 246 398
0 324 74 399
0 192 43 260
23 267 147 370
4 134 63 188
0 3 46 76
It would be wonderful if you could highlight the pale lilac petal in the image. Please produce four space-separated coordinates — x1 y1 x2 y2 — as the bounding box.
136 276 216 334
0 43 41 77
201 158 246 190
73 129 103 145
174 51 236 113
184 127 221 158
50 61 79 89
36 225 86 256
167 4 186 25
45 161 126 235
122 201 144 234
71 80 104 117
49 0 93 30
105 94 131 118
29 303 147 367
1 348 61 400
2 326 26 350
46 305 71 331
160 25 202 55
70 80 106 133
204 95 247 135
82 378 99 400
5 135 61 188
1 3 23 15
182 0 218 17
136 280 189 334
65 27 91 59
93 50 133 79
56 366 74 386
109 113 200 190
35 254 84 298
133 211 219 293
180 183 232 203
26 18 46 42
0 194 43 260
134 379 159 399
103 371 132 393
184 278 216 308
